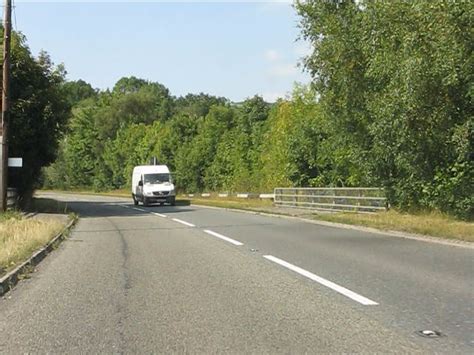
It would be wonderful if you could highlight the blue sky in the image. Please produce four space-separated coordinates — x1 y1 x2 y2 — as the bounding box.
14 1 311 102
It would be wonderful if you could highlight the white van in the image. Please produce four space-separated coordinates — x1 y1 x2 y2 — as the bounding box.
132 165 176 206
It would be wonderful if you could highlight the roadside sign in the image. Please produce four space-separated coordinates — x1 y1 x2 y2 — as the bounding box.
8 157 22 167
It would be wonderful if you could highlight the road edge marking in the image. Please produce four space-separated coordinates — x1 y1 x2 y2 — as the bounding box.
203 229 244 246
172 218 195 227
263 255 378 306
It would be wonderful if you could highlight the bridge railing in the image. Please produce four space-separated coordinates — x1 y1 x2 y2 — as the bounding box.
274 187 387 213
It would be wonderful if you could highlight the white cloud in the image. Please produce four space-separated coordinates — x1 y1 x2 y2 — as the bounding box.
264 49 280 62
268 63 298 78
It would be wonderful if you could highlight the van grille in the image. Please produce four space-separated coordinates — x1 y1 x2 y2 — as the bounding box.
153 191 169 196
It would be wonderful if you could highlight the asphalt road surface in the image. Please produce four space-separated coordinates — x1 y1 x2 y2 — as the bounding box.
0 192 472 353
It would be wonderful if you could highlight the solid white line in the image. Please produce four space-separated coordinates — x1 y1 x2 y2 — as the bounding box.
263 255 378 306
152 212 167 218
203 230 244 246
172 218 195 227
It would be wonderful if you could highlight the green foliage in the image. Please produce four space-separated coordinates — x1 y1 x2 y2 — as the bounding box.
174 93 228 117
296 0 473 219
175 105 236 191
95 79 173 142
62 79 97 107
203 96 271 192
260 86 323 189
63 106 99 187
103 123 149 188
7 32 69 203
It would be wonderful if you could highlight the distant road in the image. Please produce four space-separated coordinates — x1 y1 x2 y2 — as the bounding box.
0 192 472 352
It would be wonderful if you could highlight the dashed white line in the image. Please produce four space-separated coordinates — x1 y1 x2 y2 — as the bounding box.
203 230 244 246
263 255 378 306
152 212 167 218
172 218 195 227
132 207 145 212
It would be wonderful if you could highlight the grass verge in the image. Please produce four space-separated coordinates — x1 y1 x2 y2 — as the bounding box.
0 214 65 275
313 210 473 242
185 197 273 210
41 188 129 198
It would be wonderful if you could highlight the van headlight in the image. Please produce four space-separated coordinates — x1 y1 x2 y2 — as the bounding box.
170 189 175 196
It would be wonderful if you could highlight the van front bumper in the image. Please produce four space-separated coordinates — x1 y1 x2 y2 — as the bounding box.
144 195 175 203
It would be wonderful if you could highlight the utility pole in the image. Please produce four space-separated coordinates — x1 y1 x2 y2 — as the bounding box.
0 0 11 211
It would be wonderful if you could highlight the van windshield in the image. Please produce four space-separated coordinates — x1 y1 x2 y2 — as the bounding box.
143 173 171 184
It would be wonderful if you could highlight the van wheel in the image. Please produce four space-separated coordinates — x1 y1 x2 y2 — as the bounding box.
133 195 138 205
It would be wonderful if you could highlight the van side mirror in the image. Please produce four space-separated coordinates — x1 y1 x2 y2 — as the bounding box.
138 181 143 187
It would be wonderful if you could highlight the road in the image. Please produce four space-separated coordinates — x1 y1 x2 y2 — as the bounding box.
0 192 472 353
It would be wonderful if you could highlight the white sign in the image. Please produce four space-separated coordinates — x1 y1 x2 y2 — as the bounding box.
8 157 23 167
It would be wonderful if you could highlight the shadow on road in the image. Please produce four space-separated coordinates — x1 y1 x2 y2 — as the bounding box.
26 198 70 215
30 197 196 218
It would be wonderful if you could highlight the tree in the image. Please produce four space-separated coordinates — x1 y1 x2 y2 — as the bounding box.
295 0 474 218
260 86 323 190
7 33 69 202
174 105 236 191
94 78 173 142
61 105 100 187
62 79 97 107
174 93 228 118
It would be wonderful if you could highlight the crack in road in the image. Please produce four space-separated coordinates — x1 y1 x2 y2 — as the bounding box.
105 217 131 354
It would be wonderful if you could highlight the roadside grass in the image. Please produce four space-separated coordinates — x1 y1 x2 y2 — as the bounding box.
86 188 129 197
40 188 129 198
185 196 273 210
0 210 21 223
0 215 64 275
314 210 473 242
0 197 74 276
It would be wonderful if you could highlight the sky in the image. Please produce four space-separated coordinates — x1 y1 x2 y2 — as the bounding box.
13 1 312 102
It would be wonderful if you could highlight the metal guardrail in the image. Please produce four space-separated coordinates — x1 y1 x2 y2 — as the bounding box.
274 187 387 213
184 188 387 213
6 187 17 209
